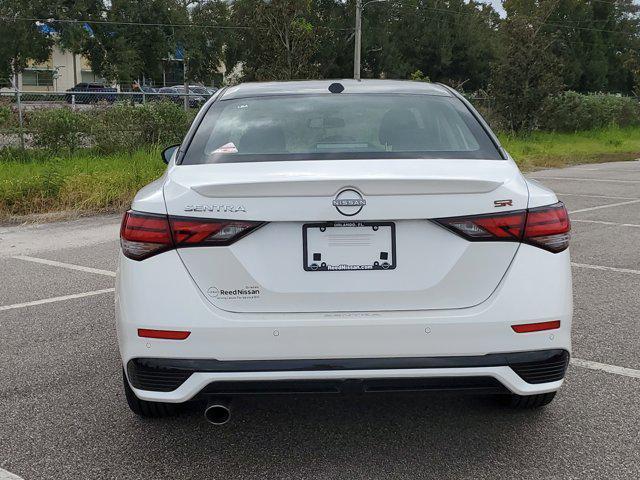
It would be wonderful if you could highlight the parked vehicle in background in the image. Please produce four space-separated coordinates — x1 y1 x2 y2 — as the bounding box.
64 83 117 104
178 85 208 107
188 85 212 97
131 85 159 103
118 80 573 424
157 86 207 108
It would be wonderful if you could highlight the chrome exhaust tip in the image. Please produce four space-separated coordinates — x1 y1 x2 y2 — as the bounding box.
204 401 231 425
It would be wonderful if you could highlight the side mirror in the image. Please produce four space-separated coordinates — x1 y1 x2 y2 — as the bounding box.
161 144 180 164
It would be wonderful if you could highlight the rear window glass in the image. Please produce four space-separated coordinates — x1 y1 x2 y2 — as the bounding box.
182 94 501 164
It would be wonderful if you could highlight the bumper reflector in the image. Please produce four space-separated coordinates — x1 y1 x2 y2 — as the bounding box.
138 328 191 340
512 320 561 333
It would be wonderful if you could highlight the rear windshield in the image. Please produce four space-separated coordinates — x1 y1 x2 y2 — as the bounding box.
182 94 501 164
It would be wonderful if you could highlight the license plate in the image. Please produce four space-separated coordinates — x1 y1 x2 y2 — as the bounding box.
303 222 396 272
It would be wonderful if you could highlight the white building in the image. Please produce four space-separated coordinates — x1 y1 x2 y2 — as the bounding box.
13 45 104 92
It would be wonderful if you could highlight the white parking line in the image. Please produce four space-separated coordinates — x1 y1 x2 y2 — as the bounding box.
571 358 640 379
533 177 640 183
571 262 640 275
0 288 115 312
572 219 640 228
13 255 116 277
556 193 638 200
568 198 640 214
0 468 24 480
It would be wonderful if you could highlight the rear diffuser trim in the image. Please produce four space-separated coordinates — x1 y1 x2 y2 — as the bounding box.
127 349 569 392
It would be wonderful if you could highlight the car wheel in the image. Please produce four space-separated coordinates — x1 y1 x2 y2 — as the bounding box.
122 369 177 418
501 391 557 409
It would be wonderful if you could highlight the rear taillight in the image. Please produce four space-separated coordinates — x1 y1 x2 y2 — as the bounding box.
121 210 264 261
523 203 571 253
120 211 172 260
434 202 570 253
435 210 527 242
169 217 263 247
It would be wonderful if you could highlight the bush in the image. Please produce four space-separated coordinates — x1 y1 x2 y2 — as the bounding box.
29 108 89 151
540 92 640 132
466 94 508 132
0 105 14 128
91 101 194 153
137 100 195 145
91 103 147 153
22 101 195 153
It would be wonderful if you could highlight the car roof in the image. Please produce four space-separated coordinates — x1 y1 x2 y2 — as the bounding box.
220 79 451 100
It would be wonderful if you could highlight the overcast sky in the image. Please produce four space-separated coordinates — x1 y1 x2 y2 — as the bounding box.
483 0 506 17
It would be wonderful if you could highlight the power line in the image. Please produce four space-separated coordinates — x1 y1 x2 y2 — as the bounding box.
418 5 639 35
0 15 353 32
588 0 640 7
0 15 255 30
2 7 637 35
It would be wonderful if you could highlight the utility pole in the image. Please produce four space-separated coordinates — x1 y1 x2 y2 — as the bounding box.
354 0 362 81
11 62 25 149
183 55 189 111
354 0 387 81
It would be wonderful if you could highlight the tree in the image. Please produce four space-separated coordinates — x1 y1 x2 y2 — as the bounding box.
489 0 564 131
227 0 322 81
358 0 500 89
176 0 229 86
74 0 188 86
0 0 53 86
524 0 640 95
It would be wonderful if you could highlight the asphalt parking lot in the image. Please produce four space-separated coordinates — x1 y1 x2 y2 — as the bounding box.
1 160 639 480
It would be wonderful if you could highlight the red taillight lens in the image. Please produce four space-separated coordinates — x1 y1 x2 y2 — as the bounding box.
433 202 570 253
120 211 172 260
512 320 561 333
120 210 264 260
138 328 191 340
435 210 527 242
170 217 263 247
523 202 571 253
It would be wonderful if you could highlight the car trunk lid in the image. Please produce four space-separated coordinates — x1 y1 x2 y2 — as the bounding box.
163 159 528 313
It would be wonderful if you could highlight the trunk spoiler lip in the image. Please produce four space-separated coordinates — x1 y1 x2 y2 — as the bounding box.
189 177 505 198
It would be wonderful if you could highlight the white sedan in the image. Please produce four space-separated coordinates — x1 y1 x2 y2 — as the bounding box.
116 80 571 424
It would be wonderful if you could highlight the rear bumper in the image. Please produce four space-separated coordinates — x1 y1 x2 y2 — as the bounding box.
116 243 573 403
126 350 569 402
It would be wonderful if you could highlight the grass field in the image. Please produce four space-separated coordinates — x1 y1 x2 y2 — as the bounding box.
1 126 639 222
0 149 165 222
501 126 640 170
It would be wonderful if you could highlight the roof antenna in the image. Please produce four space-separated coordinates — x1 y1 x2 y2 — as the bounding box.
328 82 344 94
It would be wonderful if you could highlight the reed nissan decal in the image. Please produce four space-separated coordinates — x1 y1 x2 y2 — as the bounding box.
207 285 261 300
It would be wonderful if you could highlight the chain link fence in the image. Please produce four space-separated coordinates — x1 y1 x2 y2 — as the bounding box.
2 88 638 150
0 89 212 149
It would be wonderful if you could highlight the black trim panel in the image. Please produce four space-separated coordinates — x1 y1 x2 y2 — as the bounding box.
131 349 568 373
127 350 569 392
200 377 508 396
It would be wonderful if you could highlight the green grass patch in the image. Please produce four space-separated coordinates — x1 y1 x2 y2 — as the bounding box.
0 148 163 221
499 126 640 171
1 126 638 221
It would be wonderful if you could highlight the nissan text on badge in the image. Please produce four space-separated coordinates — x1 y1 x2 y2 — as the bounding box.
117 80 572 424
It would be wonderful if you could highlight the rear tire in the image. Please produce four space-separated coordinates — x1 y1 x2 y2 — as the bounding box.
501 391 557 409
122 370 177 418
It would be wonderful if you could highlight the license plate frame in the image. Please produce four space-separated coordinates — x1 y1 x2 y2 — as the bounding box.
302 221 396 272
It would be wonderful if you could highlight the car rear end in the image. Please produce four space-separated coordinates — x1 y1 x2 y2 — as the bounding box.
116 81 571 415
